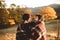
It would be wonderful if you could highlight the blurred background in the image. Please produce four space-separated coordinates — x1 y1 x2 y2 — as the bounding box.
0 0 60 40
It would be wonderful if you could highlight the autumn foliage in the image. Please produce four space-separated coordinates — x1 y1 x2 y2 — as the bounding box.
0 8 9 24
38 6 57 21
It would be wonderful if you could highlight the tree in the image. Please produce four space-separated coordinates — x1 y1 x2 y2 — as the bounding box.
10 3 16 10
16 5 33 15
25 9 33 15
0 0 6 8
0 8 9 24
15 5 27 23
16 5 26 15
7 7 18 24
38 6 57 21
0 1 2 8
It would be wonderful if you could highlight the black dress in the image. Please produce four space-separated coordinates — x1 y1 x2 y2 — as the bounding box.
16 22 31 40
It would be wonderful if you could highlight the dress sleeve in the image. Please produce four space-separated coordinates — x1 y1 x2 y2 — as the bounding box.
39 21 46 40
17 24 21 32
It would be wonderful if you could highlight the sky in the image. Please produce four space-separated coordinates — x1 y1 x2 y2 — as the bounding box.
5 0 60 8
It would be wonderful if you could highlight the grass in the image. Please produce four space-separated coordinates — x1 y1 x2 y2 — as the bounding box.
45 20 60 40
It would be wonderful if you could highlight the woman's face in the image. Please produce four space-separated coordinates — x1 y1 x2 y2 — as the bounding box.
34 16 38 21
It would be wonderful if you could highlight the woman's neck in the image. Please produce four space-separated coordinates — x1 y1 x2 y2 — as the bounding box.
24 20 28 23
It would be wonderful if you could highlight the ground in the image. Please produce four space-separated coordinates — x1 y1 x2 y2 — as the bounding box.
0 20 60 40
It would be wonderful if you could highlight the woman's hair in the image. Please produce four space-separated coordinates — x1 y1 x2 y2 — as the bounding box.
22 14 30 21
36 14 42 20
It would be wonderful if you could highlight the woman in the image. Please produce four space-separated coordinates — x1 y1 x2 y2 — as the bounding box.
34 15 46 40
16 13 32 40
